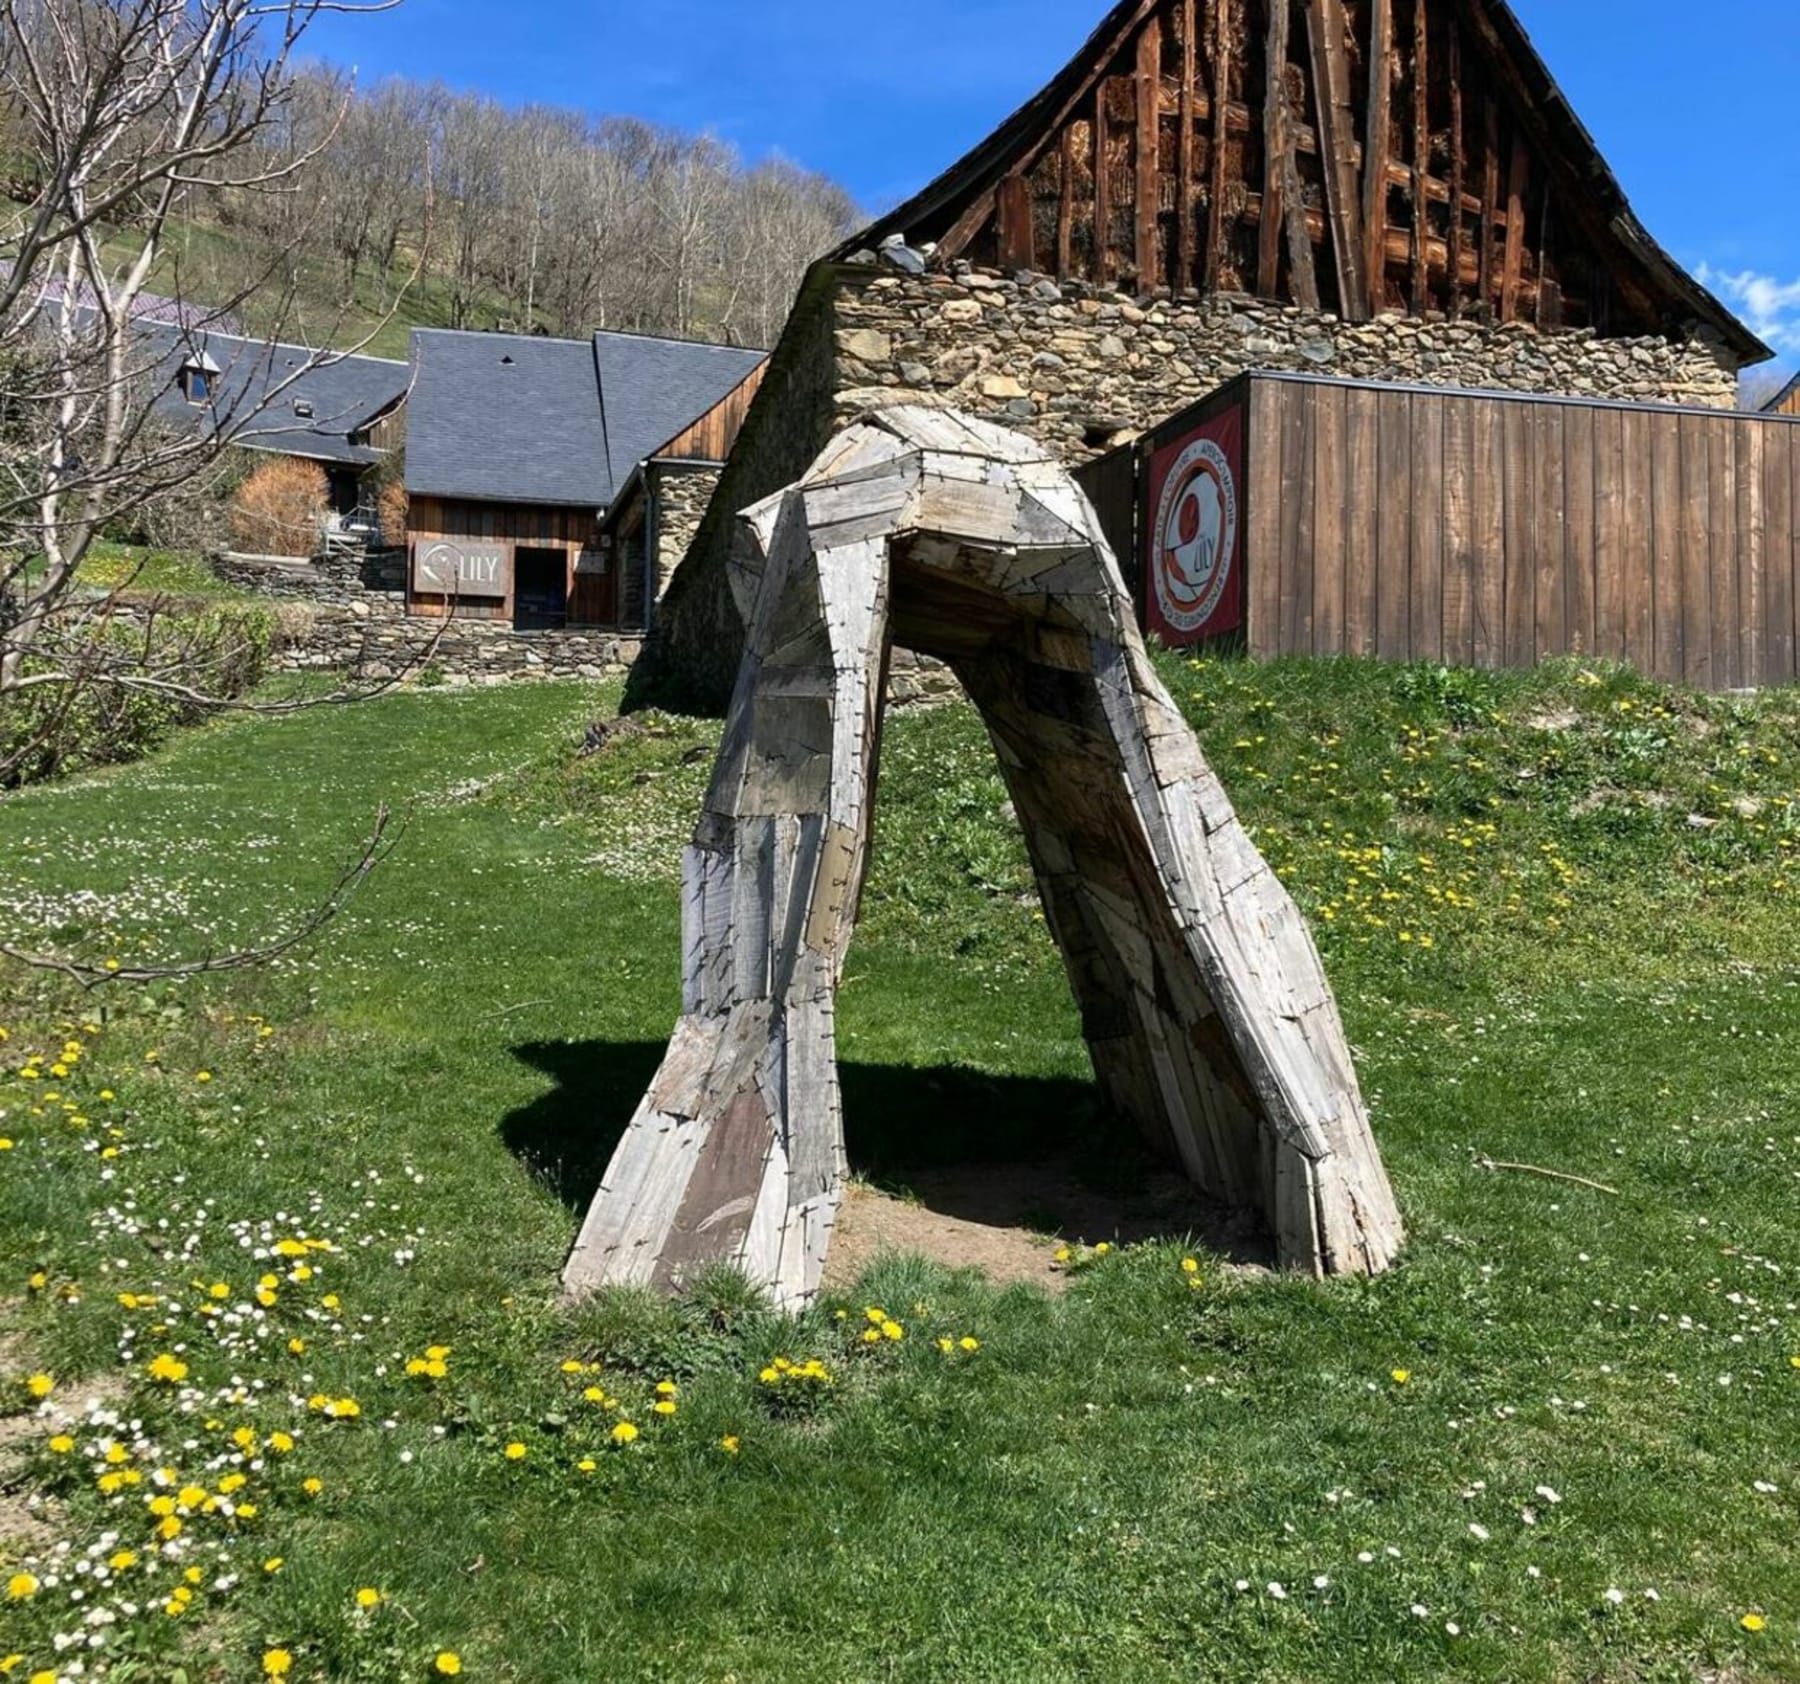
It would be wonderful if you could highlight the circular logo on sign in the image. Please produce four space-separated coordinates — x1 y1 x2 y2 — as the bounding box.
419 541 461 592
1152 437 1238 634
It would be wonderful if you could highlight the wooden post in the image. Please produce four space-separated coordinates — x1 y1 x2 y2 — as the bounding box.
1304 0 1369 319
1095 80 1114 286
1410 0 1431 312
1501 133 1528 322
1136 20 1163 287
1179 0 1198 290
1360 0 1393 311
1058 126 1077 275
1481 96 1501 315
1203 0 1234 292
1446 16 1464 317
563 407 1406 1308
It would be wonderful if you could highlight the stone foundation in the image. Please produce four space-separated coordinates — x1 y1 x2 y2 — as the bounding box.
268 594 643 686
650 260 1740 708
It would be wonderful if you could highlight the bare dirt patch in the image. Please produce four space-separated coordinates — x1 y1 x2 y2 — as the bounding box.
823 1153 1271 1292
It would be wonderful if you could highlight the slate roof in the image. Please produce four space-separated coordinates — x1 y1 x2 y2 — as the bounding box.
139 323 410 466
404 327 765 508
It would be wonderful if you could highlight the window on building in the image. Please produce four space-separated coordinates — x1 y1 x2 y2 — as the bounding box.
292 398 314 420
179 364 211 403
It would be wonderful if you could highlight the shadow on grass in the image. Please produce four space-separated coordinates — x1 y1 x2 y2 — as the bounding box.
500 1038 1271 1264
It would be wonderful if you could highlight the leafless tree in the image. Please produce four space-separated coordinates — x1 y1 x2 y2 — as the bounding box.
0 0 425 978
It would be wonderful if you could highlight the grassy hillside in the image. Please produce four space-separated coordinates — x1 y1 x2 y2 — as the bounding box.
0 654 1795 1683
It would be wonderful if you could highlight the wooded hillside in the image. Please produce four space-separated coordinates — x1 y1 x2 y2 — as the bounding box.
1 66 861 353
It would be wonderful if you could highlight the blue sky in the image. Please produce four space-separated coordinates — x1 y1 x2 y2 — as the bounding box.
305 1 1800 363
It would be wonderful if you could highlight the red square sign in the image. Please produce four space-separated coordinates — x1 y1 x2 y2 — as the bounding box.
1143 404 1245 646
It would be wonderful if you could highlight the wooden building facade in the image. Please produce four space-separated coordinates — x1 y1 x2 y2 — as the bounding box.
846 0 1765 360
1079 372 1800 691
1764 373 1800 420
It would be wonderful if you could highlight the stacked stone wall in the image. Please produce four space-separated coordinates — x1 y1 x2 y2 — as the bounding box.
653 261 1740 709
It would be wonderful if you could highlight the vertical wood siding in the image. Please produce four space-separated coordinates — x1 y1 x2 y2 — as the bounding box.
1243 376 1800 688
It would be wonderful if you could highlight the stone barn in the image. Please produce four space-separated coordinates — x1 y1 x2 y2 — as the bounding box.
650 0 1769 706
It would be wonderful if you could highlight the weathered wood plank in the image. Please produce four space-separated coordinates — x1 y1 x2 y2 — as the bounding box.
1136 18 1163 286
1179 0 1198 290
1590 404 1624 661
1257 0 1288 296
1440 393 1474 664
1343 384 1381 656
1562 402 1596 659
1445 15 1464 317
1203 0 1234 292
1707 416 1738 689
1360 0 1395 308
1304 0 1370 318
1533 405 1566 663
1469 392 1504 668
1094 80 1113 285
1737 420 1765 689
1278 380 1310 654
1617 405 1652 673
1501 400 1534 668
996 172 1035 270
1648 409 1684 682
1410 385 1445 662
1481 97 1501 315
1247 380 1286 655
1501 132 1528 323
1057 126 1077 276
1679 412 1712 688
1410 0 1431 313
1376 387 1412 658
1311 380 1348 654
1288 382 1318 653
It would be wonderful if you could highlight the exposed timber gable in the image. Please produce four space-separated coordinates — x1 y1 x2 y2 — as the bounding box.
840 0 1767 365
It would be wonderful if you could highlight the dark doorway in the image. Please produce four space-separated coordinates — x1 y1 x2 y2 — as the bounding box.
514 547 568 629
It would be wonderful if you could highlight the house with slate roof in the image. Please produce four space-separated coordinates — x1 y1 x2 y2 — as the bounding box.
142 322 411 531
403 327 766 629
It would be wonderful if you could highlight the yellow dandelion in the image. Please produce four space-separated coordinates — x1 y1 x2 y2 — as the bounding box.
610 1421 639 1445
25 1373 53 1399
502 1441 528 1461
262 1650 292 1677
959 1336 980 1353
721 1435 740 1454
1741 1614 1767 1633
147 1353 187 1384
652 1400 677 1416
302 1477 322 1496
355 1587 382 1609
47 1434 74 1454
435 1655 463 1676
1391 1369 1411 1385
6 1572 39 1600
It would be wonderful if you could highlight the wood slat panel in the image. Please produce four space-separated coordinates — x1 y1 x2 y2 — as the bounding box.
1247 381 1287 653
1708 417 1739 690
1617 406 1652 672
1376 389 1412 658
1562 404 1595 658
1678 413 1712 688
1501 401 1533 668
1469 395 1504 668
1278 383 1312 656
1648 414 1684 682
1410 389 1445 662
1344 385 1382 656
1440 394 1475 665
1590 404 1625 661
1290 384 1319 655
1532 405 1566 664
1771 427 1797 687
1737 421 1765 689
1311 381 1348 653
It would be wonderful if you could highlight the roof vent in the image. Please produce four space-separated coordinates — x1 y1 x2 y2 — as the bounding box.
292 399 314 419
500 354 515 366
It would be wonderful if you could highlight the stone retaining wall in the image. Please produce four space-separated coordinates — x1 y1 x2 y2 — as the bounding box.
268 595 644 686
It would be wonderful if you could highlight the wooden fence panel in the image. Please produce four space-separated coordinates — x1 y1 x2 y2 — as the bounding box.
1737 422 1765 690
1280 384 1314 657
1247 382 1287 654
1376 392 1413 660
1679 414 1713 688
1563 405 1596 657
1411 396 1446 664
1533 406 1567 663
1502 402 1534 669
1649 414 1684 683
1344 386 1381 656
1771 427 1797 686
1312 383 1348 656
1440 396 1476 666
1591 405 1625 661
1470 397 1505 668
1707 419 1738 689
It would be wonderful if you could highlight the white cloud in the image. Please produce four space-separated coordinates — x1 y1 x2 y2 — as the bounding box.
1694 262 1800 357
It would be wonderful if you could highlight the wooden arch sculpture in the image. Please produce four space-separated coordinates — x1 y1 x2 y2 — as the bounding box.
563 407 1402 1309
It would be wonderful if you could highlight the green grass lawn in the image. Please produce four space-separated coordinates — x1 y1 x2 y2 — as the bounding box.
0 655 1796 1683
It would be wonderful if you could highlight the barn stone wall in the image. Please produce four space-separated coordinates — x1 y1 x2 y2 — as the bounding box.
647 260 1741 708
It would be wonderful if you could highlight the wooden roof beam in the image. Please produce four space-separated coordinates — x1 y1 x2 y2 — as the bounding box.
1361 0 1395 310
